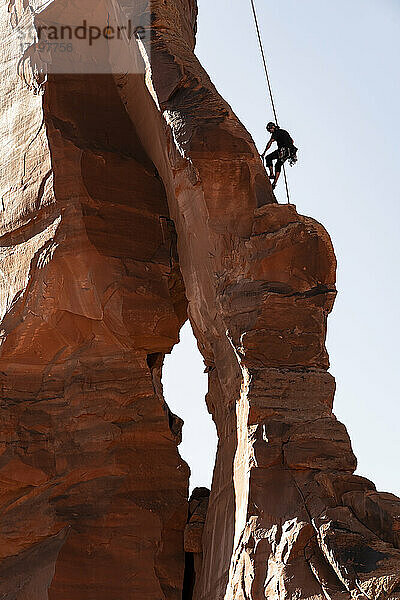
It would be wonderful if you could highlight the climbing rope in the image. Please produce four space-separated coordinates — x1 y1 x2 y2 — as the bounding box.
250 0 291 205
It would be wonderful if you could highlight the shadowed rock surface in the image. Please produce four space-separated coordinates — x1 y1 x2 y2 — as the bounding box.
0 0 400 599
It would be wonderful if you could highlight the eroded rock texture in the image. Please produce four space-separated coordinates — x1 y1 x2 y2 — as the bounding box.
0 0 399 599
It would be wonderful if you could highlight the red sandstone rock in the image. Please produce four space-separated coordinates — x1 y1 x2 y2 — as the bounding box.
0 1 399 599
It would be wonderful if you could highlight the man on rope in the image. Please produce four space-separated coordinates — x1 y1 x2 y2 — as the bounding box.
262 122 298 190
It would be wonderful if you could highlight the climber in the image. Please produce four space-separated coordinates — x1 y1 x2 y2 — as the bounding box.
262 122 298 190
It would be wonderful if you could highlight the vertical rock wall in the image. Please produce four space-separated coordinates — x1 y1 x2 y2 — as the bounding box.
0 1 400 599
0 3 188 598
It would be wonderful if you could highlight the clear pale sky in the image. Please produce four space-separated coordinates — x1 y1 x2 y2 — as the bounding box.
163 0 400 496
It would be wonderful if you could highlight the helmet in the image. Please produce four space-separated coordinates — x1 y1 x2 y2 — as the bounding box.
267 122 276 131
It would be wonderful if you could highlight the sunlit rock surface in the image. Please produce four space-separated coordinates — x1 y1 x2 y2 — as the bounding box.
1 1 400 599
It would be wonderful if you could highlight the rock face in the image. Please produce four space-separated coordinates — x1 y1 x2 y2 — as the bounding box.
0 1 400 599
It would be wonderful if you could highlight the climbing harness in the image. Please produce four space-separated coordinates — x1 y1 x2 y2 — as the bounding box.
280 146 298 168
249 0 292 204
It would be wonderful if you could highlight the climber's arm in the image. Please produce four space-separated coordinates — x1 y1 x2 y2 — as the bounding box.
262 136 274 157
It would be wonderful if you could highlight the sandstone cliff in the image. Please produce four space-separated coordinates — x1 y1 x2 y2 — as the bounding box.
0 1 399 599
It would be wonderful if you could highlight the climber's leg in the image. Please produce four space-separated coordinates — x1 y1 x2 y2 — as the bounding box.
272 159 282 190
264 150 279 179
